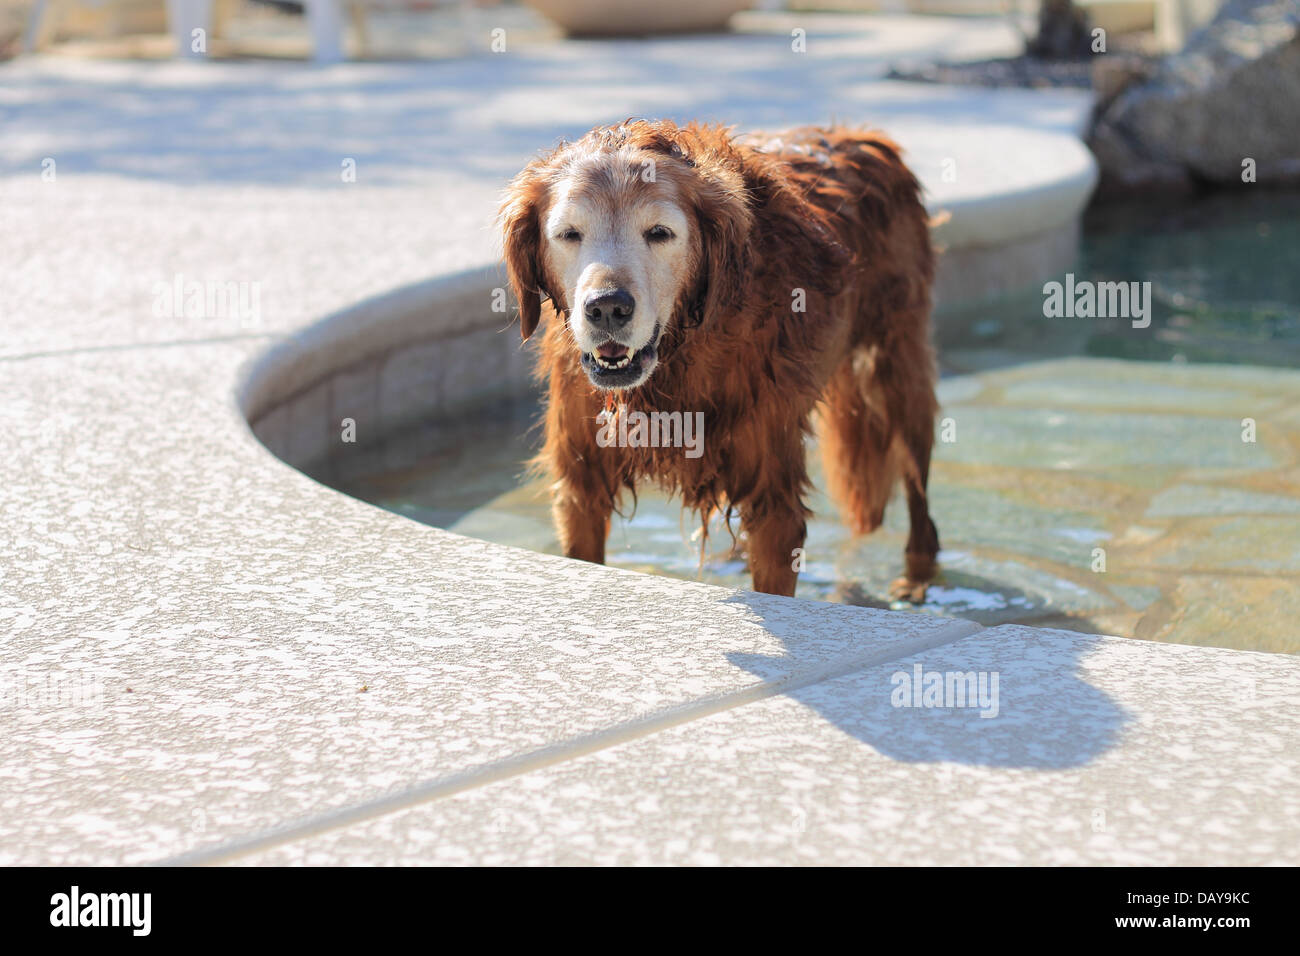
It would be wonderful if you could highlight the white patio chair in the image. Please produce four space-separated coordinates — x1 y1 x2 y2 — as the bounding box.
23 0 476 63
24 0 239 54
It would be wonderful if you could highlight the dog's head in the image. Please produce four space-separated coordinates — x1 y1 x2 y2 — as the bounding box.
500 120 756 390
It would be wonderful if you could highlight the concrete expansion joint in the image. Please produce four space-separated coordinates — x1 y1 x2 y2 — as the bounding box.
162 616 986 866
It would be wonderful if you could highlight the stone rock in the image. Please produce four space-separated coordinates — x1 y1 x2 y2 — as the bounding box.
1089 0 1300 190
1090 52 1158 110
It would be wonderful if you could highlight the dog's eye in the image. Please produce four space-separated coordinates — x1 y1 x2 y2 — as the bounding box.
645 225 674 244
557 228 582 242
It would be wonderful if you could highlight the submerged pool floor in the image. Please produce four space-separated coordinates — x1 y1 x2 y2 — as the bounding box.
320 356 1300 656
313 193 1300 655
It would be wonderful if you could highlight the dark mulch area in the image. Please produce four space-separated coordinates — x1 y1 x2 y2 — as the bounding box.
887 55 1094 90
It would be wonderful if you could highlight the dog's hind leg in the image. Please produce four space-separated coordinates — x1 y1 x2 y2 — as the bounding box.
888 432 940 604
822 338 940 604
820 349 898 536
879 328 941 605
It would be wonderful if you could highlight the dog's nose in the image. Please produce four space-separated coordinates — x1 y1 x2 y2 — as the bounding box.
583 289 635 330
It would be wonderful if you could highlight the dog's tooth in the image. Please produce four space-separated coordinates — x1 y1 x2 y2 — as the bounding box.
593 349 636 371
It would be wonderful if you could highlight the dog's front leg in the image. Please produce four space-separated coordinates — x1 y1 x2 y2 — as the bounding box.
551 476 613 565
738 496 808 597
544 417 617 564
539 368 619 564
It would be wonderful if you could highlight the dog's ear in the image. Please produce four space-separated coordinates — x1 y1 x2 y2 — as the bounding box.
500 166 556 341
686 174 757 327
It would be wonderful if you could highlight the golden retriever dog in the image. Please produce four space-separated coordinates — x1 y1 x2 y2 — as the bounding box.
501 119 940 601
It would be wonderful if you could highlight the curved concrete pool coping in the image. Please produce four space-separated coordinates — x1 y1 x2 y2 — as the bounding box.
2 37 1298 864
240 122 1100 449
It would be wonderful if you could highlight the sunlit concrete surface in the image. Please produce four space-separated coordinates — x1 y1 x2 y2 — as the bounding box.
2 16 1296 866
232 626 1300 866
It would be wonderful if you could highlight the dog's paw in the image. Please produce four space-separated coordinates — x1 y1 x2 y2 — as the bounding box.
888 575 930 605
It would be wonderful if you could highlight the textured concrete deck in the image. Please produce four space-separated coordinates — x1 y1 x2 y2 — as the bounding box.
2 17 1297 865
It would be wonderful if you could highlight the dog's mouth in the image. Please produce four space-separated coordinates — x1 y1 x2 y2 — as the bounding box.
581 325 660 389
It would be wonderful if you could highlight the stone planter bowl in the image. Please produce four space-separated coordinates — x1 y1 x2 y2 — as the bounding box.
524 0 754 36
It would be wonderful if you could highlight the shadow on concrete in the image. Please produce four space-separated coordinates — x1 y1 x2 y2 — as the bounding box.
723 589 1130 769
